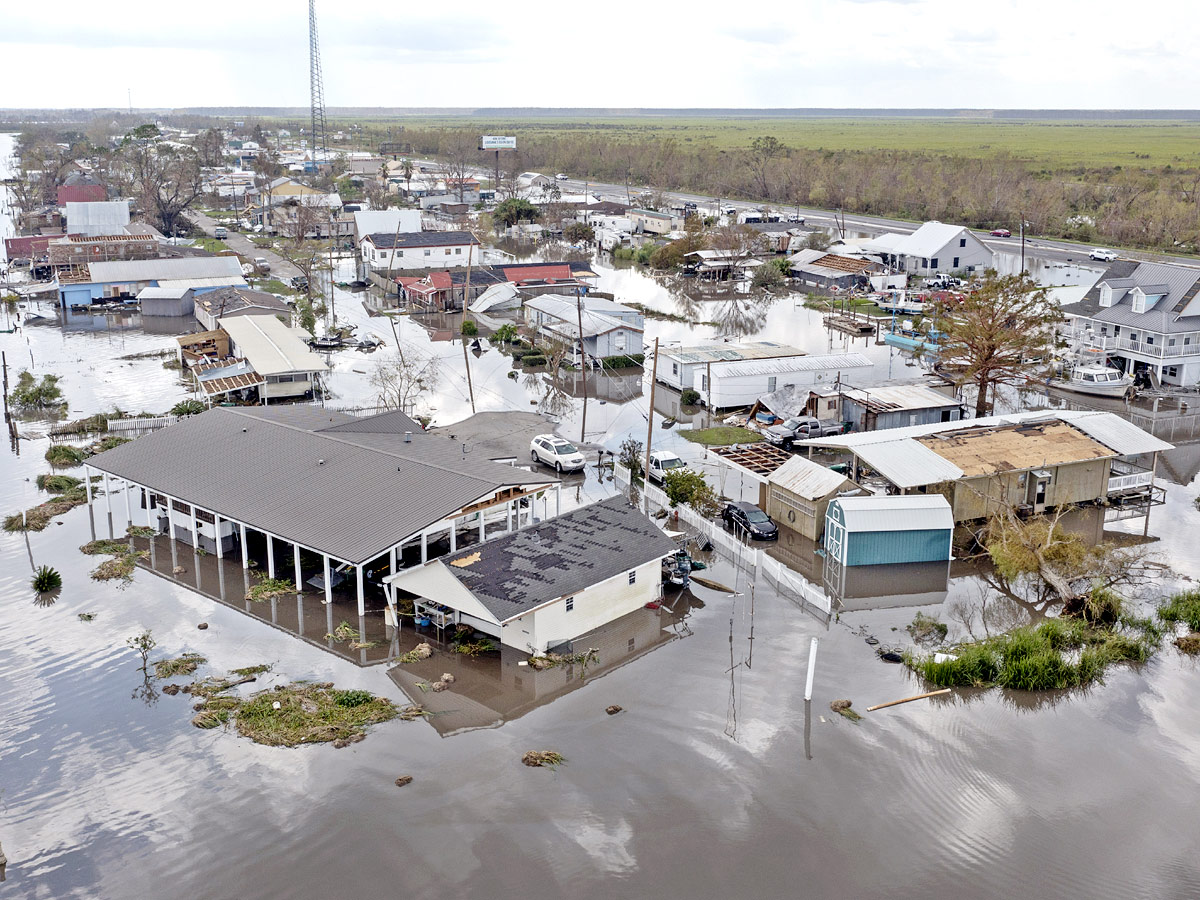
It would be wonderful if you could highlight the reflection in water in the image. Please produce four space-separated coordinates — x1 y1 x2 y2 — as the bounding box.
388 599 698 737
32 588 61 608
131 671 160 707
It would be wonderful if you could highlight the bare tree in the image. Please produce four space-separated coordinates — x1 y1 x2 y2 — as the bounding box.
370 345 440 414
747 136 786 200
122 142 204 235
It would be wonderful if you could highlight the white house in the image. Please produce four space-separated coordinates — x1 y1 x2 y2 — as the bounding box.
1060 259 1200 387
361 230 481 271
352 209 422 245
630 208 683 235
695 352 874 409
523 295 645 364
657 341 806 392
218 314 328 402
864 221 992 275
383 496 677 653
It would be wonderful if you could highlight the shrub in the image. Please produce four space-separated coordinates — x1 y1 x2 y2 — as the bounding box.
10 370 67 413
1158 589 1200 632
600 353 644 369
680 389 701 406
32 565 62 593
662 469 722 517
492 323 518 344
522 354 547 367
461 318 478 336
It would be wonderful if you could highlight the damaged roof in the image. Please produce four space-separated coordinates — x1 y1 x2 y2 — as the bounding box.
439 495 677 622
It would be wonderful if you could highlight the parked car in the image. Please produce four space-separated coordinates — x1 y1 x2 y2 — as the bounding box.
927 274 963 289
722 502 778 541
647 450 687 484
213 226 228 239
289 275 309 292
990 228 1011 237
787 214 806 224
254 257 271 274
1090 248 1119 262
555 173 569 181
530 434 585 473
763 416 844 450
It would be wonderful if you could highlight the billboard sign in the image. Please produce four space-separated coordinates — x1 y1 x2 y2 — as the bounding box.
480 135 517 150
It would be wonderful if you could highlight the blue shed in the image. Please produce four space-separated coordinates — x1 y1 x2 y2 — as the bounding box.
824 495 953 566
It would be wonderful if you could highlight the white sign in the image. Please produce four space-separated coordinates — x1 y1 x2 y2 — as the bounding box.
480 135 516 150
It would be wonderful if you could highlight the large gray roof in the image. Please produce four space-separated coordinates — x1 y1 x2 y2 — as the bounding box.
1063 259 1200 330
87 407 555 564
443 495 677 622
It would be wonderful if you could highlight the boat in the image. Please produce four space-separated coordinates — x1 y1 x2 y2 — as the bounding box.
308 335 346 351
882 318 939 353
1053 362 1133 398
872 290 927 315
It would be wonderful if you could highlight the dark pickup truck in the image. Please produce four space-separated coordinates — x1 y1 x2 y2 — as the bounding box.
763 416 844 449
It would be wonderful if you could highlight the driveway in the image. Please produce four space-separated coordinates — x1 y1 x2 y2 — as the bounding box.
187 209 302 281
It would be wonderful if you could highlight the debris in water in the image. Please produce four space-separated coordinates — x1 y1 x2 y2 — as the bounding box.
154 653 206 679
162 684 181 696
830 699 862 722
690 575 735 593
867 688 952 712
440 673 455 683
605 705 623 715
878 650 904 664
1176 633 1200 654
397 643 432 664
522 750 565 768
172 565 186 575
230 664 271 676
394 775 413 788
907 612 948 646
78 612 96 622
197 622 209 630
864 636 879 646
528 648 599 670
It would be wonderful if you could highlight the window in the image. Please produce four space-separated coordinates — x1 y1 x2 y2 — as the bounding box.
565 596 574 612
767 376 777 392
1167 366 1179 378
445 248 452 256
953 257 959 268
672 362 679 376
1147 336 1155 345
700 374 708 390
628 570 636 585
424 249 431 257
455 248 462 254
1170 338 1177 346
959 238 967 247
930 258 939 269
628 638 636 652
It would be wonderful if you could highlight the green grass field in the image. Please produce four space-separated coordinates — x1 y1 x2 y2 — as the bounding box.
332 116 1200 169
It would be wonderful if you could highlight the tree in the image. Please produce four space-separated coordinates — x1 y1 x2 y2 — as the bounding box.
122 142 204 235
747 136 786 200
564 222 595 244
802 230 831 251
709 223 764 274
663 469 722 517
931 272 1062 417
370 345 440 414
400 158 415 199
493 198 541 231
196 128 226 167
751 260 786 290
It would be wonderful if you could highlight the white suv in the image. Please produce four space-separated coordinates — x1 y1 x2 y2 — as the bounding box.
530 434 585 473
1089 248 1118 262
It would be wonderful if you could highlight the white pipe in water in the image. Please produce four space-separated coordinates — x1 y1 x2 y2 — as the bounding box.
804 636 819 701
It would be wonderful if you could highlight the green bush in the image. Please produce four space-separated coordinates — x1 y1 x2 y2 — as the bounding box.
32 565 62 593
522 354 547 368
10 371 67 413
680 389 701 406
45 444 87 466
600 354 645 369
461 319 478 336
662 469 721 517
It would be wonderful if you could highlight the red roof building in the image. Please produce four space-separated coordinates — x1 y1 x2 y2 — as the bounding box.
57 184 107 205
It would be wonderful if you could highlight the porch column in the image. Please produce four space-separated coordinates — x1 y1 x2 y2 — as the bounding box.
167 496 177 542
506 501 513 532
420 531 428 564
556 484 561 517
323 554 333 605
266 534 276 579
103 472 113 521
84 465 93 505
189 505 199 550
356 565 365 617
215 515 224 559
123 479 133 532
240 523 249 569
389 546 397 575
293 543 302 591
449 519 457 553
479 511 486 542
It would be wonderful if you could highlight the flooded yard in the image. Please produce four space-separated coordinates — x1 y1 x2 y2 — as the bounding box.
5 134 1200 899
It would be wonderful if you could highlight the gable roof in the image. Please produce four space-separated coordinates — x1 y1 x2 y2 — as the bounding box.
892 221 978 258
831 495 953 532
218 314 328 376
353 209 421 237
662 341 805 365
435 495 677 622
1063 259 1200 327
768 455 856 500
86 407 556 564
81 255 244 284
526 295 643 338
193 286 290 319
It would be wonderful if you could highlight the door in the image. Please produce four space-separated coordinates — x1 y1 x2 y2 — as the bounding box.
825 517 846 564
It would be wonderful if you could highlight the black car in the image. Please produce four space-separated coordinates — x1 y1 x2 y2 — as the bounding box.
722 502 778 541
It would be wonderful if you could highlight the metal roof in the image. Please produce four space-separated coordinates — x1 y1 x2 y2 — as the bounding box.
85 256 243 284
86 407 557 564
661 341 805 365
158 276 249 291
853 440 964 489
893 221 979 258
430 496 677 622
365 231 479 250
831 495 953 533
64 200 130 236
707 352 873 378
137 285 191 300
768 456 855 500
218 315 328 377
842 384 961 412
1054 410 1174 455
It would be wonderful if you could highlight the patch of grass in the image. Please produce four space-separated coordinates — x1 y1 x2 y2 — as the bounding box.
255 277 292 295
36 474 82 493
245 575 295 602
233 682 399 747
230 664 272 677
127 525 156 538
907 612 948 645
32 565 62 593
4 488 91 532
907 617 1155 691
1158 588 1200 633
94 435 130 452
45 444 88 466
81 538 131 556
192 237 228 253
154 653 207 679
678 426 763 447
90 550 146 582
1176 634 1200 654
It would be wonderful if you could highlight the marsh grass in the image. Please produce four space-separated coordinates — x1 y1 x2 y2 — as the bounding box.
230 664 271 677
36 474 82 493
1158 589 1200 633
908 617 1155 691
45 444 87 466
233 683 399 747
4 487 91 532
245 576 295 602
154 653 207 679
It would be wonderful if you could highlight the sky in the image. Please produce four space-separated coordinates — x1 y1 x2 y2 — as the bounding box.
2 0 1196 110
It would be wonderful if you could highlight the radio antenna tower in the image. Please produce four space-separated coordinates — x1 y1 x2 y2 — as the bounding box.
308 0 329 166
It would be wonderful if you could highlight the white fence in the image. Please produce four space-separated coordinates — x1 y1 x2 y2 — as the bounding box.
615 464 831 619
107 414 180 433
1108 471 1154 493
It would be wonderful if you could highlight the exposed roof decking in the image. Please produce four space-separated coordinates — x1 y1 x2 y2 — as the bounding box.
661 341 806 366
916 421 1112 478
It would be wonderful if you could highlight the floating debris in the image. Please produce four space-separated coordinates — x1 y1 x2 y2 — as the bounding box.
522 750 566 768
78 612 96 622
528 648 599 670
197 622 209 630
1175 633 1200 654
246 576 295 603
394 775 414 788
690 575 735 593
396 643 433 664
605 705 623 716
830 699 862 722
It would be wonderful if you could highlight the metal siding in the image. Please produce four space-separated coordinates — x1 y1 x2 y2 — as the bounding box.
846 529 952 566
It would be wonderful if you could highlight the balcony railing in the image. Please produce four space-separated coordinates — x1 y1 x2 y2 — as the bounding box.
1108 471 1154 493
1067 329 1199 359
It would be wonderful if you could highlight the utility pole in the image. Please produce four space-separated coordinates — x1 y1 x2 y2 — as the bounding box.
642 337 660 507
1020 214 1026 274
382 214 405 306
462 241 476 413
576 288 588 443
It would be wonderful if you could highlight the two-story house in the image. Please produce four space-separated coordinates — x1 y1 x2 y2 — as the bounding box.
1060 260 1200 387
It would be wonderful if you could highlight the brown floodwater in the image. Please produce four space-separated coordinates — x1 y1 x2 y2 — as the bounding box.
4 133 1200 899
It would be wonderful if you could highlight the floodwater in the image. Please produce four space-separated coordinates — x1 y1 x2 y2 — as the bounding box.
5 131 1200 898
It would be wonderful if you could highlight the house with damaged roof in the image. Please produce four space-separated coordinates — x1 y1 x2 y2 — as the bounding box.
383 495 677 653
1060 259 1200 388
